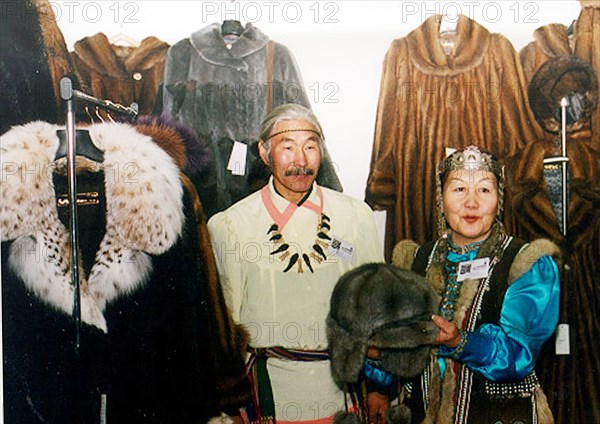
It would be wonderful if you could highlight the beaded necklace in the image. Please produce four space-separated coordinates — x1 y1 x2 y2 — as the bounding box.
261 185 331 273
439 238 483 320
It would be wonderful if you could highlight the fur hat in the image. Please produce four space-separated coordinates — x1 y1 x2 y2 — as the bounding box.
528 55 598 133
327 263 438 385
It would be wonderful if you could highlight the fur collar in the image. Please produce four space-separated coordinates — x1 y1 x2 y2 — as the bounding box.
405 14 491 75
1 121 184 331
189 23 270 68
73 32 169 78
532 23 572 58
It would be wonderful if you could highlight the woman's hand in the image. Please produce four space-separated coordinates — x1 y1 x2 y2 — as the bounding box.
367 391 390 424
431 314 461 348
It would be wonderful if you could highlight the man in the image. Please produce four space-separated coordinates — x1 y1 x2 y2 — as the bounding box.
208 104 384 423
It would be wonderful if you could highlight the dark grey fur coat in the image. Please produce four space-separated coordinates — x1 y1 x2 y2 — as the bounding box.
162 23 342 216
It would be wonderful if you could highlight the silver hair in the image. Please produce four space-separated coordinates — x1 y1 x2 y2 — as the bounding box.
259 103 325 159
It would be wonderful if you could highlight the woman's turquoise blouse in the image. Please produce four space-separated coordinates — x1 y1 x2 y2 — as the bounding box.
438 241 560 382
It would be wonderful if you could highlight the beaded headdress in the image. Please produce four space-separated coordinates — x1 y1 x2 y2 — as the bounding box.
435 145 505 238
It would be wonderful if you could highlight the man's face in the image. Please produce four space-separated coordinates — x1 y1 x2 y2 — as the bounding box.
259 119 321 203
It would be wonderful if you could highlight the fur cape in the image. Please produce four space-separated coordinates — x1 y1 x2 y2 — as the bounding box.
392 231 560 424
366 14 543 252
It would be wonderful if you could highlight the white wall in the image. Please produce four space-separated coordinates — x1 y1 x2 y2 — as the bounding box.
53 0 582 200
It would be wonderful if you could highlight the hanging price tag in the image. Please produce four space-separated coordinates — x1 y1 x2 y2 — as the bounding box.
227 141 247 176
555 324 570 355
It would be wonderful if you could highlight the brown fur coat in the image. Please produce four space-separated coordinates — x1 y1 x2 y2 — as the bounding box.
503 133 600 424
72 33 169 115
366 15 543 251
519 4 600 140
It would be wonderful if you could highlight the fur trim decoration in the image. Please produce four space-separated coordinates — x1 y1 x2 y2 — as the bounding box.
327 263 438 384
535 385 556 424
1 121 184 331
392 239 420 270
508 239 561 284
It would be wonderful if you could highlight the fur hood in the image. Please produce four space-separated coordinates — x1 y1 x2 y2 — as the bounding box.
1 121 184 331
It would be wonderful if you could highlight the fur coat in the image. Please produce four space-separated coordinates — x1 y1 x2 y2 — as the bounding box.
0 121 231 423
503 133 600 424
0 0 74 134
519 4 600 139
365 15 543 253
161 23 342 217
72 32 170 116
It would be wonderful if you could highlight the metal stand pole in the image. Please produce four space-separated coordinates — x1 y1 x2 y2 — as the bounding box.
60 76 82 352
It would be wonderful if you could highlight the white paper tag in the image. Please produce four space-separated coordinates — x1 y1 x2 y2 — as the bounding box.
227 141 247 176
457 257 490 281
100 393 107 424
555 323 570 355
327 237 355 263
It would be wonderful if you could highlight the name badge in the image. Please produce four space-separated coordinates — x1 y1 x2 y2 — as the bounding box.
327 237 355 263
457 257 490 281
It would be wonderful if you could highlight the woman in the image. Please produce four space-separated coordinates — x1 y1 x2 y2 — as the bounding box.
367 146 560 424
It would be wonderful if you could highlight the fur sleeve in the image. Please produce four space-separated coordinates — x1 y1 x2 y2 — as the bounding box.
508 239 562 284
392 240 420 270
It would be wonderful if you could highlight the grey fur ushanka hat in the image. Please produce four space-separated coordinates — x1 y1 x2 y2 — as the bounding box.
327 263 438 385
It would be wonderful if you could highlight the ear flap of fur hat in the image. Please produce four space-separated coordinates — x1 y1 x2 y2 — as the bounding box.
327 263 437 385
528 55 598 133
326 313 368 384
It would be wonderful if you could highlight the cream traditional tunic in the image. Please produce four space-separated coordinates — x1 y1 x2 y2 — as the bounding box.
208 179 383 422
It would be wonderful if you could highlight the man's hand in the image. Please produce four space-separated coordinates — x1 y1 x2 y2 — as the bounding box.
431 314 461 348
367 391 390 424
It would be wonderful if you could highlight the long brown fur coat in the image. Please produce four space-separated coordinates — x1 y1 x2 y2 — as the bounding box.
503 132 600 424
366 14 543 251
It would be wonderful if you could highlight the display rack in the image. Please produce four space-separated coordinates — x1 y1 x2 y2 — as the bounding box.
59 76 138 351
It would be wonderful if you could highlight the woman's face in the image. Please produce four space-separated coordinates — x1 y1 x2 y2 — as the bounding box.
442 169 499 247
